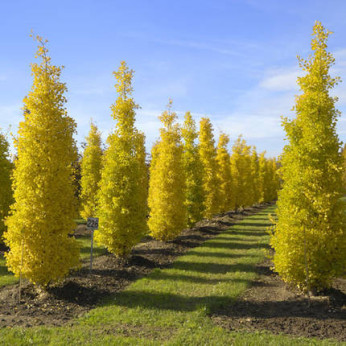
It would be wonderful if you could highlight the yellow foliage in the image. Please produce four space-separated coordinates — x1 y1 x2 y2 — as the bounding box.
96 61 148 257
80 122 102 219
148 101 186 240
0 132 13 241
230 136 252 209
182 112 205 226
249 147 260 205
4 36 80 287
342 144 346 191
271 22 346 291
199 118 219 218
216 133 232 213
258 152 278 203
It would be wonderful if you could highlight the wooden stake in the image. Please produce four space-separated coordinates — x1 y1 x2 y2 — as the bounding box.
19 238 24 303
90 229 94 272
303 227 311 306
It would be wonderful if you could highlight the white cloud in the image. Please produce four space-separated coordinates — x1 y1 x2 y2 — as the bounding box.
122 33 258 58
259 68 301 92
153 38 247 57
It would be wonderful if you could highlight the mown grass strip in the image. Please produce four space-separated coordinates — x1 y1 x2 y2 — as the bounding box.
0 205 340 345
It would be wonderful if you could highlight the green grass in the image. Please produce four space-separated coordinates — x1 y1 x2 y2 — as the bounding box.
74 218 87 225
0 255 17 286
0 205 340 345
0 234 106 288
77 235 107 260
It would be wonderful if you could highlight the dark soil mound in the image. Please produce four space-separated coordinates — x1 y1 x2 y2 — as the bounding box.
212 257 346 342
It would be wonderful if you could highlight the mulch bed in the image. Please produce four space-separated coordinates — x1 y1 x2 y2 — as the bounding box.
0 204 269 329
211 257 346 342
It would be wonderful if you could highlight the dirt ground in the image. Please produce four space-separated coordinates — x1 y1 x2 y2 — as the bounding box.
212 257 346 342
0 204 267 329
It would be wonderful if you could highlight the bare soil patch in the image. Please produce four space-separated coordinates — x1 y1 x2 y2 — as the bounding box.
0 204 270 328
211 257 346 342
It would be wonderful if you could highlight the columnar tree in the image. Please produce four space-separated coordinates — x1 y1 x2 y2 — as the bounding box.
80 122 102 219
342 144 346 191
199 118 219 218
258 151 269 203
271 22 346 292
181 112 205 226
96 61 148 257
4 36 80 286
268 158 280 201
0 132 13 242
216 133 232 213
148 100 186 240
249 147 260 205
230 136 252 209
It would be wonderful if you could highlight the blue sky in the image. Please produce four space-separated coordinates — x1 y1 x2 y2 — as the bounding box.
1 0 346 157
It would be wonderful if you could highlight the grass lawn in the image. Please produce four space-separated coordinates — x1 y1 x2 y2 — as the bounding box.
0 233 106 288
0 205 340 345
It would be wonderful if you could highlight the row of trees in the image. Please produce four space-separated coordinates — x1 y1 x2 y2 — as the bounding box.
79 77 279 249
1 36 279 287
1 22 346 293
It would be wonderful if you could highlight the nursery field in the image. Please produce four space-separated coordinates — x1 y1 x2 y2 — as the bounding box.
0 204 344 345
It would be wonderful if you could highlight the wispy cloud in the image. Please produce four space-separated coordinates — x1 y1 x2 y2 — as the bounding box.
152 38 248 57
259 68 300 91
123 32 258 58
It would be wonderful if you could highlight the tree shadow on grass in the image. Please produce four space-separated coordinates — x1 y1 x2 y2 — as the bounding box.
171 261 257 274
245 216 274 221
202 242 270 250
228 230 268 237
193 226 221 235
236 222 273 228
207 236 264 242
187 251 257 259
147 271 250 285
110 285 345 321
109 290 236 313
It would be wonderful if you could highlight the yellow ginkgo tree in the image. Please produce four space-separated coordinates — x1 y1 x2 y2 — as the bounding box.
80 122 102 219
4 36 80 287
148 101 186 240
96 61 148 257
249 147 260 206
199 117 219 218
216 133 232 213
271 22 346 292
182 112 205 227
230 135 252 209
